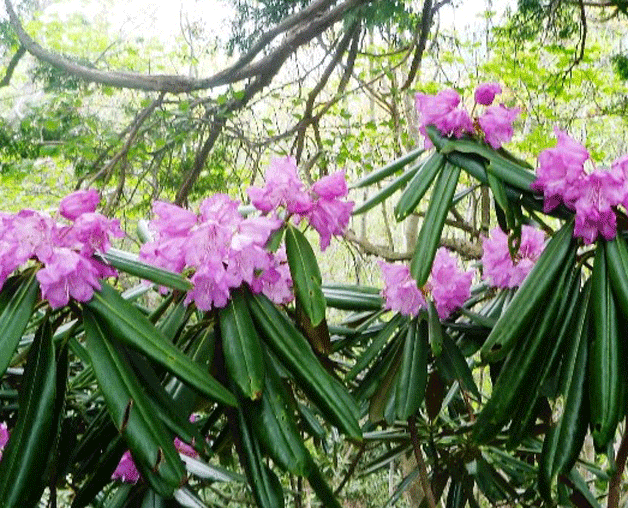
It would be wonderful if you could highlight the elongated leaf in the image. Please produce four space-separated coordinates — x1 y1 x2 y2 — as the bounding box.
179 454 245 482
395 319 428 420
285 225 326 326
352 162 422 215
0 271 39 378
98 248 192 291
345 314 406 381
322 285 383 311
0 317 57 507
247 361 311 476
351 147 424 188
479 220 574 362
85 282 236 407
539 281 590 500
426 126 535 192
234 406 285 508
125 349 205 453
247 292 362 440
410 163 461 286
438 333 480 399
84 309 185 496
219 289 265 400
307 460 343 508
589 242 621 451
427 300 444 357
394 152 445 221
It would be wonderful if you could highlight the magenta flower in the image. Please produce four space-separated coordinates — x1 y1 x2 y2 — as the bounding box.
474 83 502 106
59 189 100 221
150 201 198 238
380 249 472 319
184 262 232 311
482 226 546 288
378 261 426 317
247 156 313 215
434 109 474 140
112 450 141 484
0 422 9 461
36 249 102 309
572 169 625 244
62 213 124 257
415 89 473 147
311 171 348 200
199 194 241 227
11 210 56 265
532 128 589 212
307 198 354 251
428 248 474 319
478 105 520 150
252 247 294 305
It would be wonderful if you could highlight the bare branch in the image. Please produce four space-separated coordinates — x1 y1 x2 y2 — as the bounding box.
4 0 371 93
343 229 482 261
401 0 433 91
0 45 26 88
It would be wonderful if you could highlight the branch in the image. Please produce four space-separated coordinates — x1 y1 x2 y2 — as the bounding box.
0 45 26 88
5 0 370 93
608 420 628 508
343 229 482 261
408 416 437 508
401 0 433 91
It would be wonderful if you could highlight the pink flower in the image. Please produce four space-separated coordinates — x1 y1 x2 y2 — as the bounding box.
36 249 102 308
59 189 100 221
184 262 232 311
150 201 197 238
378 261 426 317
253 248 294 305
474 83 502 106
428 248 474 319
199 194 242 227
532 128 589 212
174 437 199 458
380 249 472 319
63 213 124 257
112 450 141 484
307 198 354 251
434 109 474 140
572 169 624 244
415 89 473 147
311 171 348 200
247 156 313 215
482 226 546 288
0 422 9 461
11 210 56 264
478 105 520 150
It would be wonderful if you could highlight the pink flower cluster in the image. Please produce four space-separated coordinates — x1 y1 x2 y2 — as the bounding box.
139 195 293 311
379 248 473 320
112 434 199 484
415 83 520 150
0 422 9 461
248 156 354 250
0 189 123 308
532 128 628 244
481 226 546 288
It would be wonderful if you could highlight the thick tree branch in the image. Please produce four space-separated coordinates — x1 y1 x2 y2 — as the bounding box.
0 45 26 87
401 0 433 91
5 0 370 93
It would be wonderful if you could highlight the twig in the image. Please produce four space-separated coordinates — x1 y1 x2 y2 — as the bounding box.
608 420 628 508
334 442 366 496
408 415 438 508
